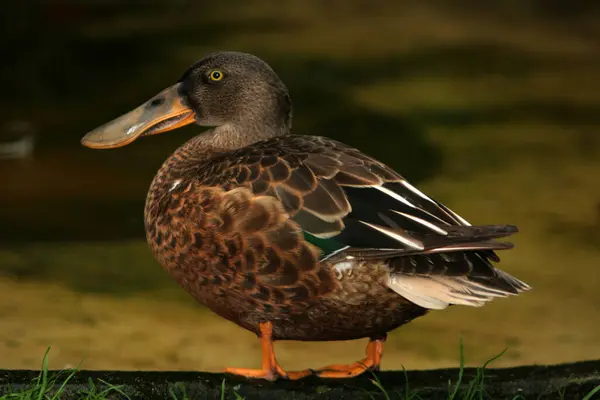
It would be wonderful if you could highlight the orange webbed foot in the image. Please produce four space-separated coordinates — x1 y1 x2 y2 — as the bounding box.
223 366 313 381
223 367 279 381
223 322 314 381
314 337 385 379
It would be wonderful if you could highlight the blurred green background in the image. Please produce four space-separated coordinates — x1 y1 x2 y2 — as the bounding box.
1 0 600 372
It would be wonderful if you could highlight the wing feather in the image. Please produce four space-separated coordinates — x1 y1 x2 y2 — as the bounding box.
200 135 515 259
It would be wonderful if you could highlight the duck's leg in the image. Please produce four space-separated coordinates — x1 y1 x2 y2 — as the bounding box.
223 322 314 381
314 336 386 378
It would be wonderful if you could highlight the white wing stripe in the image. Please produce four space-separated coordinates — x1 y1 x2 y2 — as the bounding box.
373 185 415 208
391 210 449 235
400 180 435 202
401 180 472 226
359 221 424 250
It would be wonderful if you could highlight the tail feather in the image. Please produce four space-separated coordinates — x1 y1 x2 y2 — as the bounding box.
384 232 531 310
387 269 531 310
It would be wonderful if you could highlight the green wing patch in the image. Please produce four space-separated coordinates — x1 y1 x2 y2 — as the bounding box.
303 231 346 259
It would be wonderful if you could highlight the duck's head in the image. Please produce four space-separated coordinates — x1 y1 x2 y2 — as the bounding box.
81 51 292 149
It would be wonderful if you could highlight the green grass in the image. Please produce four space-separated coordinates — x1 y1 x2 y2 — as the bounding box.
0 349 128 400
365 339 504 400
2 346 599 400
369 340 600 400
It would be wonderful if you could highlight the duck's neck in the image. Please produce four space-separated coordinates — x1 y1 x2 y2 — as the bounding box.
151 84 293 189
155 104 293 184
196 88 293 150
182 89 292 153
192 121 288 152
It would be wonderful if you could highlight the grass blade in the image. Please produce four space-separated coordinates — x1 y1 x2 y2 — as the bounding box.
582 385 600 400
35 347 52 400
448 338 465 400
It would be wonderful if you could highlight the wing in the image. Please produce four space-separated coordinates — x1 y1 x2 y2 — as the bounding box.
199 135 515 262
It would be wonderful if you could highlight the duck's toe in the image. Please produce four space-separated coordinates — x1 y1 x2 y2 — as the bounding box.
314 361 375 378
223 366 313 381
314 337 385 379
223 367 280 381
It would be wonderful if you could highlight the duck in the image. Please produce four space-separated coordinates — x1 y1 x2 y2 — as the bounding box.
81 51 530 381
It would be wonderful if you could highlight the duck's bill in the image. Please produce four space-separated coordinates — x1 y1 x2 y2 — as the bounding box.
81 83 196 149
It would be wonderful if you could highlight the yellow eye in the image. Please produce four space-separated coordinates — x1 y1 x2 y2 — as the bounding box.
209 70 224 81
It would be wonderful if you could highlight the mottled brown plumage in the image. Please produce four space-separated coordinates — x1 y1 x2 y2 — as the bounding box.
144 134 429 341
82 51 530 380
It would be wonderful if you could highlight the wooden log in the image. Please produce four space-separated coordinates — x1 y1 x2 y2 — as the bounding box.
1 360 599 399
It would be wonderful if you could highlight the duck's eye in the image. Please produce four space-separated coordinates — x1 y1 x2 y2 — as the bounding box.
208 70 224 82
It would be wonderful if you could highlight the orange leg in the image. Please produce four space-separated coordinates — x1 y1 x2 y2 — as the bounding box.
314 337 385 379
223 322 313 381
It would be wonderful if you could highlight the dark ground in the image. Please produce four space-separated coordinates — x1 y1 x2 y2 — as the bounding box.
2 360 600 399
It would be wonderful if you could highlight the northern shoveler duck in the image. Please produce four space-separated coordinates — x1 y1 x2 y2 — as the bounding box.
81 51 530 381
